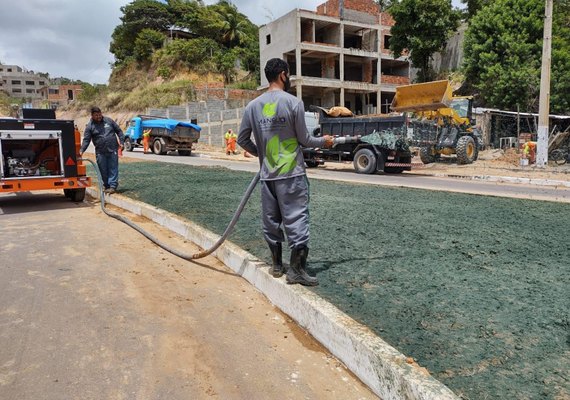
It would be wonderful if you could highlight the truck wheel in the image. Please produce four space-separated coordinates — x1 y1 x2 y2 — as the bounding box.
353 148 377 174
65 188 85 202
153 138 167 155
456 135 477 164
305 160 319 168
420 146 437 164
124 137 133 152
178 150 191 156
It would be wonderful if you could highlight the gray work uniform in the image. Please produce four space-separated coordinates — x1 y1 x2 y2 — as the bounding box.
238 90 326 249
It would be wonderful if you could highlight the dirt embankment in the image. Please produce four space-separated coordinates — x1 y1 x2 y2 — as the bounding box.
57 109 137 132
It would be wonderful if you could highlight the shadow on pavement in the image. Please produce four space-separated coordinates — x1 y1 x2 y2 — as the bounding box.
0 191 91 215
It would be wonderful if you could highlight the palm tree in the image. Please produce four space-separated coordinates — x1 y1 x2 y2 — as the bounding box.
218 10 247 47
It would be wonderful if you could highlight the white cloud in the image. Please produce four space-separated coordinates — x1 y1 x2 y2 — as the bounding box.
0 0 130 84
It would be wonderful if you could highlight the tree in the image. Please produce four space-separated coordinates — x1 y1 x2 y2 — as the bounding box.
110 0 172 64
463 0 570 113
389 0 460 82
134 29 166 62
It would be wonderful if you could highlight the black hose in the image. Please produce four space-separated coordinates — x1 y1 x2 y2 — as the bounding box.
80 157 260 260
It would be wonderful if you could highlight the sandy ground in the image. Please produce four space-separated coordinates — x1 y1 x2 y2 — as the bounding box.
0 191 377 400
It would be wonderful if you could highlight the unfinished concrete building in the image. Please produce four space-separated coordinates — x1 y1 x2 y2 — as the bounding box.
259 0 410 115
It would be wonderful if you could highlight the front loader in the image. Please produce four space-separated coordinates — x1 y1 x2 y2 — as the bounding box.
392 80 481 165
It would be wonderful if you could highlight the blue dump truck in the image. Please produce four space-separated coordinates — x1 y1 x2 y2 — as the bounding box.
123 115 201 156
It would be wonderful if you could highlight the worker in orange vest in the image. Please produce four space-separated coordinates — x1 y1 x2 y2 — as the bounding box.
143 129 151 154
523 140 537 164
225 128 237 155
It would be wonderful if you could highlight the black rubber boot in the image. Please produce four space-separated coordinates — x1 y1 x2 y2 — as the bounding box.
286 245 318 286
268 242 284 278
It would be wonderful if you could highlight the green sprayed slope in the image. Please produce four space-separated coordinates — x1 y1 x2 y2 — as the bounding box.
110 161 569 400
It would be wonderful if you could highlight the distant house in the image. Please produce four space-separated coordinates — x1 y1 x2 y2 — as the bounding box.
38 84 83 109
0 64 46 100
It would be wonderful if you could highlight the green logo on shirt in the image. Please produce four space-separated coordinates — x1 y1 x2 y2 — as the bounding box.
264 135 298 175
262 102 278 118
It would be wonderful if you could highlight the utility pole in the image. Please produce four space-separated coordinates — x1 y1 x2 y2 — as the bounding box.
536 0 553 167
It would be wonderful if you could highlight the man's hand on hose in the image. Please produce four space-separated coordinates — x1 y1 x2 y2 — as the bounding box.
323 135 334 149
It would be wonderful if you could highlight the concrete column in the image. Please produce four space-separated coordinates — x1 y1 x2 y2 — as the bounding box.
340 53 344 82
340 88 345 107
377 90 381 114
296 46 302 78
323 90 335 108
297 84 303 100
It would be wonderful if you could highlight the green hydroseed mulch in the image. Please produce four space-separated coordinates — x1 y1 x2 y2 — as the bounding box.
104 161 569 400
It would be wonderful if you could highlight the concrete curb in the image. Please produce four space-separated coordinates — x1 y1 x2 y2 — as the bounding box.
430 173 570 188
87 187 458 400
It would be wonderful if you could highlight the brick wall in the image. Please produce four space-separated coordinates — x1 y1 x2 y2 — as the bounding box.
317 0 340 17
322 56 336 79
301 20 313 42
381 74 410 85
381 12 395 26
363 60 373 83
345 0 380 15
317 0 380 18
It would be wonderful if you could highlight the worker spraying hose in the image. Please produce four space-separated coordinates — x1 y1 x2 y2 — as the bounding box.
237 58 334 286
80 157 260 260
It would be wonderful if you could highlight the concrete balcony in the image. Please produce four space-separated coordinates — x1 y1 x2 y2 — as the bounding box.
292 76 343 89
300 41 341 54
343 47 378 58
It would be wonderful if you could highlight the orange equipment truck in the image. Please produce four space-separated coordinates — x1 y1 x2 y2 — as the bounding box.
0 109 90 202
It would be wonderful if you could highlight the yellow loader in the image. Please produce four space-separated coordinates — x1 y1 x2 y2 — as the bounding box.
392 80 481 165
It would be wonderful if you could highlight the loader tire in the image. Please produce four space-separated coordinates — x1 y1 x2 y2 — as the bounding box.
420 146 437 164
456 136 477 165
353 148 377 174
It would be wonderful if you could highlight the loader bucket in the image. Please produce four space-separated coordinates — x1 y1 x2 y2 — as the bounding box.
391 80 454 112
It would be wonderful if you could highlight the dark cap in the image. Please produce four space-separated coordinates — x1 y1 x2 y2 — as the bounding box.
90 106 101 114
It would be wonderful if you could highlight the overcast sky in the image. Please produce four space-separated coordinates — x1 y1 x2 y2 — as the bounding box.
0 0 463 85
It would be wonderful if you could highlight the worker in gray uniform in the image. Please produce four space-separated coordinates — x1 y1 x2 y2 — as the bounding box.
238 58 334 286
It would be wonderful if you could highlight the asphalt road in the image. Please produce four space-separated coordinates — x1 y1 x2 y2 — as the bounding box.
0 191 376 400
122 148 570 203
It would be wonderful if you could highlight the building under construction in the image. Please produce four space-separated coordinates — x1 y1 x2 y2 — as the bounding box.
259 0 411 115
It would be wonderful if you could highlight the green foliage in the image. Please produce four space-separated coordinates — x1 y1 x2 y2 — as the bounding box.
157 66 173 80
109 0 260 85
463 0 570 113
134 29 166 62
228 80 258 90
78 83 107 102
389 0 460 82
110 0 172 64
551 0 570 113
155 38 220 67
118 79 195 111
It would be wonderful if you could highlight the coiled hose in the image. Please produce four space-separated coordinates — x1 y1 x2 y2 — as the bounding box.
80 157 260 260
